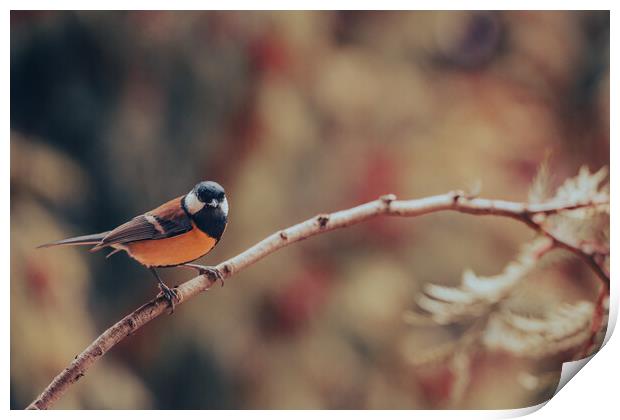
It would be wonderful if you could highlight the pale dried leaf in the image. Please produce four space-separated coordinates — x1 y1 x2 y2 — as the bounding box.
552 166 608 206
482 302 594 357
417 295 487 324
424 283 477 305
529 159 552 204
416 239 548 324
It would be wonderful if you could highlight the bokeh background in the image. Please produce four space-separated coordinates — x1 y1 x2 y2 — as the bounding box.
10 11 609 409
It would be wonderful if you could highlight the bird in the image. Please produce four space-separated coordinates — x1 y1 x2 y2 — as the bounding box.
39 181 229 310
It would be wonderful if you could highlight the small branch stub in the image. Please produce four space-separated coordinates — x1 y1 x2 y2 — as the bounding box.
316 214 330 228
380 194 396 208
451 190 465 204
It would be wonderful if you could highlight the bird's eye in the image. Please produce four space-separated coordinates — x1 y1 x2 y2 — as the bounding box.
195 187 210 203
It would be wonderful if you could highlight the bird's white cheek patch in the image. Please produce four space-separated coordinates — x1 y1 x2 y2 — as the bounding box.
220 197 229 216
185 191 204 214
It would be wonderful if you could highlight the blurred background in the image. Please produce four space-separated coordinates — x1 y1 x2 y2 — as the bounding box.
10 11 609 409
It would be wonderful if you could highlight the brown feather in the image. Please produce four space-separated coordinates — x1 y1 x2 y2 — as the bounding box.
91 196 192 251
38 232 109 248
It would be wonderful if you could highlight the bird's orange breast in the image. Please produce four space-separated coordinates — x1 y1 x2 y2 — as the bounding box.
124 223 217 267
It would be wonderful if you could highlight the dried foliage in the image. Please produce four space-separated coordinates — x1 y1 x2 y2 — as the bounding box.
483 302 594 357
552 166 609 208
408 165 609 405
417 238 550 325
542 166 610 250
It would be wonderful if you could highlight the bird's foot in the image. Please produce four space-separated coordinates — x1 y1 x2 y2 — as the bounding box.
182 264 224 287
157 283 179 312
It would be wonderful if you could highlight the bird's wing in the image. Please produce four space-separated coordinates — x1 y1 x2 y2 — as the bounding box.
93 196 192 249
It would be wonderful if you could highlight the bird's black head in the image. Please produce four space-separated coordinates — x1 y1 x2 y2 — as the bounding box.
195 181 226 205
184 181 227 214
183 181 229 240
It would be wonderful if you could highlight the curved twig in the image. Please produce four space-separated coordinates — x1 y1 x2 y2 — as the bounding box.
26 191 609 409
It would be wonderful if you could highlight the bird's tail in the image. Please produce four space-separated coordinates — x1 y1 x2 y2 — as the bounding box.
37 232 110 249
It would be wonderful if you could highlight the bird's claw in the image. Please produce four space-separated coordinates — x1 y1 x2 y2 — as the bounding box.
158 283 179 313
182 264 225 287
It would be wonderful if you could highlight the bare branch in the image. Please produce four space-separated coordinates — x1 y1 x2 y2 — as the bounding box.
26 191 608 409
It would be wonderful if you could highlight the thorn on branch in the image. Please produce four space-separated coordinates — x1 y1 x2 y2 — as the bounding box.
380 194 397 209
451 190 465 204
316 214 330 228
74 373 85 382
279 230 288 240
